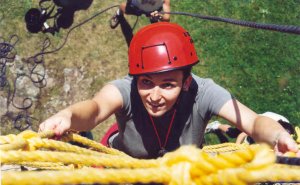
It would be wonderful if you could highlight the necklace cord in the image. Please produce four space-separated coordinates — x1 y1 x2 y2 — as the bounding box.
148 109 177 149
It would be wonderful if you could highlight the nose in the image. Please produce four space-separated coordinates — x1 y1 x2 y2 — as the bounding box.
150 86 161 102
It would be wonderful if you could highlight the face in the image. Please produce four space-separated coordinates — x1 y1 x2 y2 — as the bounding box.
137 70 184 117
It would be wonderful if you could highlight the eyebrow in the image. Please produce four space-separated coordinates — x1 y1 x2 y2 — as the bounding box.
143 75 178 82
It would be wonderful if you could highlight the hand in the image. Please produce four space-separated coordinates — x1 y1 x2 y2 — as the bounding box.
150 11 163 21
274 132 300 157
39 110 72 136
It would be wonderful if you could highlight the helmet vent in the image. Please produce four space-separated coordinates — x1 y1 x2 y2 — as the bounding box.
183 32 190 37
140 42 171 69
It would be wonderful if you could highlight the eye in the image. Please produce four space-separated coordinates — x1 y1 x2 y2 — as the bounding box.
161 83 175 89
142 79 153 86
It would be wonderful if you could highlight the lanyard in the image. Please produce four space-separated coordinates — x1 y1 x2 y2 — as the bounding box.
148 109 177 156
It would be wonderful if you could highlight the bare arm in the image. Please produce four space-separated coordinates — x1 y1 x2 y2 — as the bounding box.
236 132 247 144
161 0 171 22
218 99 299 155
252 116 299 155
39 84 123 135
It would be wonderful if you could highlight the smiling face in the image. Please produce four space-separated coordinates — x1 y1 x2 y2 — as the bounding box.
137 70 184 117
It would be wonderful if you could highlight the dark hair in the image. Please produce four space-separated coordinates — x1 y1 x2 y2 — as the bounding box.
278 120 295 135
133 67 192 82
182 66 192 82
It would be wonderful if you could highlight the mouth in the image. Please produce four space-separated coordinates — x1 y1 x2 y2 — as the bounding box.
147 102 164 109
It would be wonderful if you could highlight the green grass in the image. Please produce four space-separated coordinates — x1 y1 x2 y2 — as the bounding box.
172 0 300 124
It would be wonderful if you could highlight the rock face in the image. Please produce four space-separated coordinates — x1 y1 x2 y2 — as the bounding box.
0 6 128 135
0 54 96 134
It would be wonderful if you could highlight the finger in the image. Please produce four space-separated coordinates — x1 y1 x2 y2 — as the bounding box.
287 140 299 152
38 122 45 132
54 123 63 136
54 121 69 136
41 121 55 131
296 151 300 157
39 120 58 135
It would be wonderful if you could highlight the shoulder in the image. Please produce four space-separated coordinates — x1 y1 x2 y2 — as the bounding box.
109 75 136 110
191 74 219 91
94 76 133 105
110 75 133 90
191 74 233 114
110 75 133 84
92 82 124 114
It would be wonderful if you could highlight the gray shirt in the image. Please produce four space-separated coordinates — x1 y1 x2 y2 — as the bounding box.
131 0 164 13
110 74 233 159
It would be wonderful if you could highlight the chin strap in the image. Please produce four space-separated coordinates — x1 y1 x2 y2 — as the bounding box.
183 75 192 91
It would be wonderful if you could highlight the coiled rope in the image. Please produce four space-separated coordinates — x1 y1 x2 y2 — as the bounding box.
1 130 300 185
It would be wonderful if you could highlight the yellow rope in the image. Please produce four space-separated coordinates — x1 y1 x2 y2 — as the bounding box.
295 126 300 143
0 137 27 151
0 130 55 150
61 133 129 156
1 131 300 185
0 134 18 144
2 145 300 185
202 142 248 154
17 162 75 170
27 137 120 157
2 168 171 185
1 151 158 168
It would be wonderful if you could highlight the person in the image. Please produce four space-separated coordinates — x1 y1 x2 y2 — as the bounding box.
39 22 300 159
205 121 241 143
110 0 171 29
206 112 295 145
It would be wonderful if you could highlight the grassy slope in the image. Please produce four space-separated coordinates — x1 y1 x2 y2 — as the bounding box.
172 0 300 122
1 0 299 143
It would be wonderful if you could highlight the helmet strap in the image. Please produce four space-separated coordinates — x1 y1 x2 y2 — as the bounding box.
182 75 192 91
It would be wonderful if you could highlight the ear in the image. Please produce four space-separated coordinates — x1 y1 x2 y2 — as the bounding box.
183 75 192 91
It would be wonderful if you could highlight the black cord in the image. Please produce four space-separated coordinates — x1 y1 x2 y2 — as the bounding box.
276 155 300 166
31 4 119 58
0 35 48 130
132 16 140 31
0 35 18 89
0 5 120 131
162 11 300 35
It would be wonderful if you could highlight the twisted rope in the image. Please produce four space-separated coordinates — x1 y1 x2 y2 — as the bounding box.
1 131 300 185
202 142 248 154
61 133 128 156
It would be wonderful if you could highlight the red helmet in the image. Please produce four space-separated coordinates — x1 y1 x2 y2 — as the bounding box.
128 22 199 75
